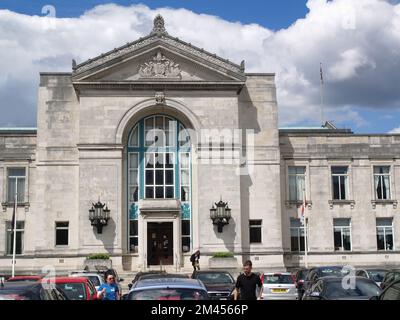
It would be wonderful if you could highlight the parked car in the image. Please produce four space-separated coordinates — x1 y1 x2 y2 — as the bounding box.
302 266 346 297
355 268 388 287
192 271 235 300
261 273 297 300
0 281 67 300
127 278 209 300
45 277 98 300
128 271 168 290
303 276 381 300
380 269 400 290
294 269 309 299
371 279 400 300
70 272 105 291
6 275 44 282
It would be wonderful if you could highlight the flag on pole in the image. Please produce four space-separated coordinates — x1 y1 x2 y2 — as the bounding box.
320 63 324 85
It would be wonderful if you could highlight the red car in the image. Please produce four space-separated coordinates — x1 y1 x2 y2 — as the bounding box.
43 277 98 300
7 275 43 282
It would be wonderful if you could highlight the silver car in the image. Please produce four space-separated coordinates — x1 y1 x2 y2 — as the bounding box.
70 272 105 292
262 273 297 300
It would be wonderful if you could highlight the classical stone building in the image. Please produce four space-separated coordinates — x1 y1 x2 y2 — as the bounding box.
1 16 400 273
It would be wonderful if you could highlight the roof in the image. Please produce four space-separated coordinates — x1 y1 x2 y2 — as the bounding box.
132 278 206 291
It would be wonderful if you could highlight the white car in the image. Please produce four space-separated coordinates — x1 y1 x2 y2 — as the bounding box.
262 272 298 300
70 272 105 292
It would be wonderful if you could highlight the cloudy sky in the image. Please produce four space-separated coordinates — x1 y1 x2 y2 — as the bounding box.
0 0 400 133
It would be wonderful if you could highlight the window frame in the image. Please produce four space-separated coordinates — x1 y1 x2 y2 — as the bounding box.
285 162 310 204
376 218 394 251
330 166 350 201
287 166 307 202
55 221 69 247
6 221 25 256
5 166 28 205
372 164 394 201
333 218 352 252
249 220 262 244
290 218 308 252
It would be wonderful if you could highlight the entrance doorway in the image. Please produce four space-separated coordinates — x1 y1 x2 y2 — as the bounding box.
147 222 174 266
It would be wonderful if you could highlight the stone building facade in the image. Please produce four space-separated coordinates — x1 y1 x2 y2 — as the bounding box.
0 16 399 273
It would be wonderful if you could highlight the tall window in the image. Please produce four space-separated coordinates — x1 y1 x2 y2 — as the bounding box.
290 218 307 252
7 168 26 203
6 221 24 255
249 220 262 244
288 166 306 201
331 166 349 200
377 218 394 251
333 218 351 251
127 115 192 253
374 166 391 200
55 222 69 246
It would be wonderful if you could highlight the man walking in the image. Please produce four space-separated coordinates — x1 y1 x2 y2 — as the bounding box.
190 250 200 277
234 260 263 300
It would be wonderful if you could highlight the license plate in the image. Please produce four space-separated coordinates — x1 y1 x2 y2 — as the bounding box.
272 289 288 293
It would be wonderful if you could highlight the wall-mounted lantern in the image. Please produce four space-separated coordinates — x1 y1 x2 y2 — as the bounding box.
210 199 231 233
89 199 110 234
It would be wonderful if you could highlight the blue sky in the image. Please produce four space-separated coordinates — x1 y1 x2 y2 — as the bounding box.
0 0 309 30
0 0 399 134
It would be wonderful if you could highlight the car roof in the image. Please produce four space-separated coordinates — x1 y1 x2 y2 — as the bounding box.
195 271 231 274
7 275 43 280
46 277 89 283
132 278 206 290
71 273 101 277
0 282 42 290
264 272 292 275
318 276 373 282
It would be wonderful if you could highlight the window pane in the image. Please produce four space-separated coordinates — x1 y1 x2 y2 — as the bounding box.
130 220 138 236
182 237 190 253
386 229 394 250
145 154 154 168
291 231 299 252
165 153 174 168
129 126 139 146
165 170 174 185
8 168 26 177
129 170 138 185
181 170 189 185
250 220 262 226
155 170 164 185
377 227 385 250
56 229 69 246
332 167 348 175
145 187 154 199
334 219 350 227
377 218 393 227
165 187 174 199
146 170 154 185
334 229 342 250
340 176 347 200
155 187 164 198
249 222 262 243
56 222 69 228
155 154 163 168
374 166 390 174
129 186 138 202
332 176 340 200
130 237 138 253
182 220 190 236
181 187 190 202
343 228 351 250
129 154 139 168
180 153 190 168
7 178 16 203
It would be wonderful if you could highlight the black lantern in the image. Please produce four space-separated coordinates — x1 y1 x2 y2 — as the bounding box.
210 200 232 233
89 199 111 234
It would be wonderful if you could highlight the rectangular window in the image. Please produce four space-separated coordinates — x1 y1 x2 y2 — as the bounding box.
377 218 394 251
129 220 138 253
182 220 191 253
333 218 351 251
145 153 174 199
249 220 262 244
7 168 26 203
331 166 349 200
374 166 391 200
55 222 69 246
128 153 139 202
290 218 307 252
288 166 306 201
180 153 190 202
6 221 25 255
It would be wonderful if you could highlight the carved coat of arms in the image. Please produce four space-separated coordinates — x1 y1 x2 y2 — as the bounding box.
139 51 182 79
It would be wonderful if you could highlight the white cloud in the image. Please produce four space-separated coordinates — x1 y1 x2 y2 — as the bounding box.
0 0 400 129
389 127 400 133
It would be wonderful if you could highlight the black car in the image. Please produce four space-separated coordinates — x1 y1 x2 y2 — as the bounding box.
128 271 167 290
380 269 400 290
303 276 381 300
0 281 67 300
192 271 235 300
302 266 346 297
371 278 400 300
294 269 309 299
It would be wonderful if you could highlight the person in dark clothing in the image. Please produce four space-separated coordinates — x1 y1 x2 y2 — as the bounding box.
234 260 263 300
190 250 201 275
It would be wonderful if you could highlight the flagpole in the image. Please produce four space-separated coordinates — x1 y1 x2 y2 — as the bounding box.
320 62 325 126
11 184 18 278
303 187 308 269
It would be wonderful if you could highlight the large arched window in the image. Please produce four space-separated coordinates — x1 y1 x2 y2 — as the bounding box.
127 115 192 253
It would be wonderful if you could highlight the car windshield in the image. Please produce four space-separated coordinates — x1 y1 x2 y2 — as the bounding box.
319 268 345 278
325 279 381 299
264 274 294 284
298 270 308 280
196 273 234 284
367 270 387 283
129 288 208 300
57 283 86 300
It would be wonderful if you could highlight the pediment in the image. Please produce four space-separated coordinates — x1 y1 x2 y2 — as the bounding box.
72 15 246 85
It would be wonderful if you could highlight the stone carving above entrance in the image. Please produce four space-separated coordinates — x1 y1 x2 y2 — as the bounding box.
139 51 182 79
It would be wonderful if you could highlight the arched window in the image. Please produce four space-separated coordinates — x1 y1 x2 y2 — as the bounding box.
127 115 192 253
